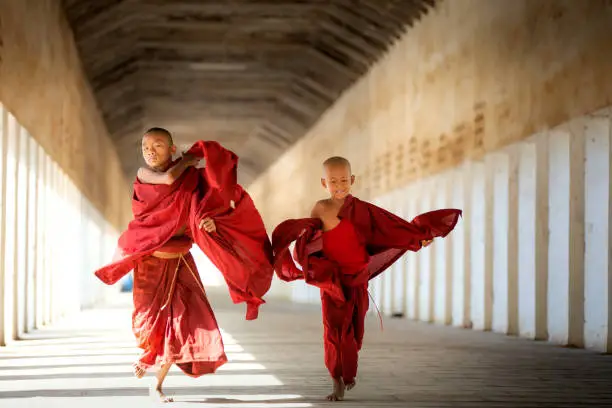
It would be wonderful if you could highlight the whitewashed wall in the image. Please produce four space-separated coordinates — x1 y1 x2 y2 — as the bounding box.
288 107 612 353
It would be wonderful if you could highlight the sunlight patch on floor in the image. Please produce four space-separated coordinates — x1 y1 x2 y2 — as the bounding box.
0 307 312 408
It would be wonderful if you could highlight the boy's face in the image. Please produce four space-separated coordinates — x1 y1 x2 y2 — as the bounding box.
141 133 176 169
321 164 355 200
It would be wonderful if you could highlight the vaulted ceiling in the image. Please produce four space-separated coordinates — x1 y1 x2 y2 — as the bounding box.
62 0 436 184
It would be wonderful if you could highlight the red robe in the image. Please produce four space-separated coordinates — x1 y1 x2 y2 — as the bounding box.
271 195 461 383
95 141 274 376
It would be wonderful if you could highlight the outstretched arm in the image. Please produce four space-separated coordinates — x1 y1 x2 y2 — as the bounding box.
137 155 199 185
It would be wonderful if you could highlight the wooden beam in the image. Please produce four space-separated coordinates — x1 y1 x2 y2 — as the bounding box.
268 108 308 136
144 100 276 119
62 0 124 28
305 47 362 82
98 86 140 117
326 4 389 47
137 24 311 45
139 18 314 35
277 90 323 121
137 46 306 67
90 55 140 92
259 122 293 147
105 103 144 135
143 86 284 101
339 1 401 34
139 68 295 83
95 69 139 100
317 18 381 64
294 76 336 105
81 37 140 83
69 0 136 41
315 32 372 69
138 1 325 16
137 40 306 54
360 0 415 32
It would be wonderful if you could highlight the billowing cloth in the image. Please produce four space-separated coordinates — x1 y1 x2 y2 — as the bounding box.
271 195 462 382
132 236 227 377
95 141 274 320
272 195 462 303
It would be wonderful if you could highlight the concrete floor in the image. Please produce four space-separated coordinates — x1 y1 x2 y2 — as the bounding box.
1 290 612 408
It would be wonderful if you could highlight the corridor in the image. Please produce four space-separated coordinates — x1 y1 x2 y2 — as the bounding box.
1 290 611 408
2 0 612 406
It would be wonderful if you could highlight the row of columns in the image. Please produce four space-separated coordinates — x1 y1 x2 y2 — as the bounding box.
290 107 612 353
0 105 118 346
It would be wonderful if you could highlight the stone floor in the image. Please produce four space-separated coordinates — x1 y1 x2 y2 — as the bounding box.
1 290 612 408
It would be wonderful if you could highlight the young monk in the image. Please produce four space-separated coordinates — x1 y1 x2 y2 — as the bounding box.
271 156 462 401
95 128 274 402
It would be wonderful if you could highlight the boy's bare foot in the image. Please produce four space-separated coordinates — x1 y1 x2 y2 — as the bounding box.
345 379 356 391
149 384 174 403
133 363 146 379
326 377 345 401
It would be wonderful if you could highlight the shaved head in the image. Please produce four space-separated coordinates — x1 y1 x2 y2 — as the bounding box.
323 156 351 173
321 156 354 200
144 127 174 146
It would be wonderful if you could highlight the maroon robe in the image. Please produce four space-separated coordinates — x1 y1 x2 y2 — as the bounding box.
94 141 274 376
271 195 461 382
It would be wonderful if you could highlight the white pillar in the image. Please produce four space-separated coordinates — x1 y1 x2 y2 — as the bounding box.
491 147 519 335
369 197 384 315
391 190 407 317
405 182 420 320
16 128 28 338
433 172 452 325
4 115 19 342
44 157 53 325
0 107 7 346
517 133 549 340
380 194 395 316
451 163 470 328
26 137 38 332
470 159 492 331
547 121 586 346
35 146 46 329
418 180 433 322
584 110 611 351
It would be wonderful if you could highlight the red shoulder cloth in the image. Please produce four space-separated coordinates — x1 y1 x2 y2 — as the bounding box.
94 141 273 320
271 195 461 303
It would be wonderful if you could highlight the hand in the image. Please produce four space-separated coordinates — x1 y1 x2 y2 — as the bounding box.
421 239 433 248
182 153 200 166
199 217 216 233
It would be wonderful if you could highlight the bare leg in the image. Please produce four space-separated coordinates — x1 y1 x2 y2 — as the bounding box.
345 378 357 391
326 377 345 401
150 363 174 403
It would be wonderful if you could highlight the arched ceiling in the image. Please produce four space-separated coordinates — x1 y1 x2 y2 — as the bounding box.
62 0 436 184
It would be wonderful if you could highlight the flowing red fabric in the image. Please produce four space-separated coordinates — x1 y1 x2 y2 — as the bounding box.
95 140 274 320
320 219 370 383
132 236 227 377
271 194 462 304
271 195 461 382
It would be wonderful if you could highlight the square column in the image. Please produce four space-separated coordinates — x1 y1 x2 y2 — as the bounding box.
470 159 493 331
451 163 470 328
547 120 586 347
584 109 612 351
517 133 549 340
404 182 420 320
433 171 453 325
491 147 519 335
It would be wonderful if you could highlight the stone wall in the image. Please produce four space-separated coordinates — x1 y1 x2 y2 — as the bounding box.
0 0 131 229
248 0 612 230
